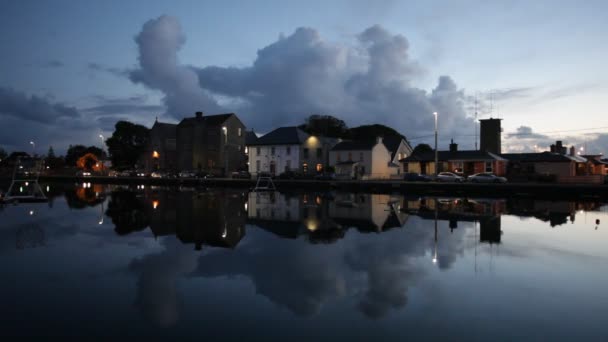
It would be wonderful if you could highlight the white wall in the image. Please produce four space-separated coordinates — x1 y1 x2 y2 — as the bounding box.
247 144 301 176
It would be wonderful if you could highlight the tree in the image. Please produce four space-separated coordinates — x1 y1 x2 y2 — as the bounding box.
45 146 64 169
106 121 150 170
412 143 434 155
347 124 405 141
65 145 104 167
298 114 349 138
0 147 7 161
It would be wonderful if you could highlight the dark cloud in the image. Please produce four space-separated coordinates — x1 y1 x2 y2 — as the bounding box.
129 15 221 119
82 94 164 117
87 62 129 78
0 86 80 124
42 60 65 68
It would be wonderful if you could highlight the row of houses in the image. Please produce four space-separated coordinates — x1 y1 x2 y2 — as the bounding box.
142 112 607 183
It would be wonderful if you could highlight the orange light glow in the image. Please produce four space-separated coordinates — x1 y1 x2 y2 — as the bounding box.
152 151 160 158
152 200 159 209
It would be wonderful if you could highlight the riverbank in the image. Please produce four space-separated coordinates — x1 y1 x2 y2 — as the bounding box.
5 175 600 200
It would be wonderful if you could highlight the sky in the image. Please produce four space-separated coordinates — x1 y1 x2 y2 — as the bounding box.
0 0 607 155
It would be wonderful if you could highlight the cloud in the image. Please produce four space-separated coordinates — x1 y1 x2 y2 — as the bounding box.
42 60 65 68
0 86 80 124
82 94 164 117
87 62 129 78
129 16 474 141
129 15 221 119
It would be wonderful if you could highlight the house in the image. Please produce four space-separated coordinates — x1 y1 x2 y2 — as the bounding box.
382 135 414 176
400 140 507 176
176 111 247 175
246 126 336 177
502 151 599 183
330 137 398 179
329 193 408 233
141 118 177 171
582 155 608 176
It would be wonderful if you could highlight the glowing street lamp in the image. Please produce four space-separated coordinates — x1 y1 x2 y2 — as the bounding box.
29 141 35 156
433 112 438 177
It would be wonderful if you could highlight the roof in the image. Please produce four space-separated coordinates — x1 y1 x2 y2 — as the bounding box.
247 126 309 146
382 136 406 160
331 140 376 151
152 121 177 138
178 113 235 126
501 152 587 163
245 131 259 145
401 150 506 162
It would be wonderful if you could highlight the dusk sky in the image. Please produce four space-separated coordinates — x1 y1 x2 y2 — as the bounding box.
1 0 607 154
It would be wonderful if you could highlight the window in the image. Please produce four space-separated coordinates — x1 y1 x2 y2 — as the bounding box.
337 153 341 162
316 164 323 172
348 152 352 161
403 163 409 173
256 160 260 172
271 147 275 156
453 161 463 173
485 162 493 172
316 148 322 158
302 162 308 173
359 152 364 162
245 146 248 154
238 128 242 136
208 159 214 168
286 146 291 155
398 153 402 160
256 147 260 156
303 148 309 159
286 160 291 171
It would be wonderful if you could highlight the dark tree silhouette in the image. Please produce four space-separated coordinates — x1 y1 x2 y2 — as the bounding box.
105 121 150 170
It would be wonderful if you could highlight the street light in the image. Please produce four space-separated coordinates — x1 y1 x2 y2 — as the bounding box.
29 141 35 156
433 112 438 177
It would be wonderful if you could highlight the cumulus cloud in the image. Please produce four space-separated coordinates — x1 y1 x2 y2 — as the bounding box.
129 15 221 118
129 16 473 141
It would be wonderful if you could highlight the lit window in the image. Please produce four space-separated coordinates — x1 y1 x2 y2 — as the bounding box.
152 151 160 158
238 128 242 136
316 164 323 172
302 162 308 173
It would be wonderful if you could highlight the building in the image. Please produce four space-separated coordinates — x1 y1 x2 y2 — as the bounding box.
142 119 177 171
480 118 502 154
330 137 397 179
176 111 247 175
502 151 600 183
582 155 608 176
400 140 507 176
247 126 336 177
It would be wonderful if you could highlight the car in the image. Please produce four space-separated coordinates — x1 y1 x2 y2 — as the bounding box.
76 170 91 177
314 172 336 181
151 171 163 178
231 171 251 179
437 172 465 182
135 170 149 177
179 170 196 178
403 173 432 182
467 173 507 183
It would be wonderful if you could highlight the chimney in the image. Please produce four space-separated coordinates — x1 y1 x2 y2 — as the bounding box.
449 139 458 152
376 136 383 144
550 144 556 153
195 111 203 119
569 146 575 156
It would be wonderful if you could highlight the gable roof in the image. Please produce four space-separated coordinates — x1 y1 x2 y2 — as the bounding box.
247 126 309 146
331 140 377 151
382 136 408 160
401 150 506 162
501 152 587 163
245 130 259 145
152 121 177 138
178 113 235 126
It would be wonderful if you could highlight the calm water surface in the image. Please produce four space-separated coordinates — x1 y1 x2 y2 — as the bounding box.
1 183 607 340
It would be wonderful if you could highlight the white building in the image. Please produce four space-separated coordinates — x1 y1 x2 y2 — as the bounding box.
247 126 336 177
329 136 412 179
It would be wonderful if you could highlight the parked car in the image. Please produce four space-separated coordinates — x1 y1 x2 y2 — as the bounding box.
151 171 163 178
403 172 432 182
179 170 196 178
437 172 465 182
314 172 336 181
135 170 149 177
76 170 91 177
231 171 251 179
467 173 507 183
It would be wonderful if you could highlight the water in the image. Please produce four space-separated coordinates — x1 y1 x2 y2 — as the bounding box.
1 183 607 340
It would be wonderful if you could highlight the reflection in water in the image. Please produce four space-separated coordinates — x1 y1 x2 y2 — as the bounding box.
100 187 608 323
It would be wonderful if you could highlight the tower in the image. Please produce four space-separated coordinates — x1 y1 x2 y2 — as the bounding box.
479 118 502 154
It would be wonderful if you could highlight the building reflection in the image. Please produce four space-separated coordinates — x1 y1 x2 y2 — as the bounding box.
105 187 247 250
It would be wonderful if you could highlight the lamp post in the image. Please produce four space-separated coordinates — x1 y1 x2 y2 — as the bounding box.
433 112 438 177
29 141 35 157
